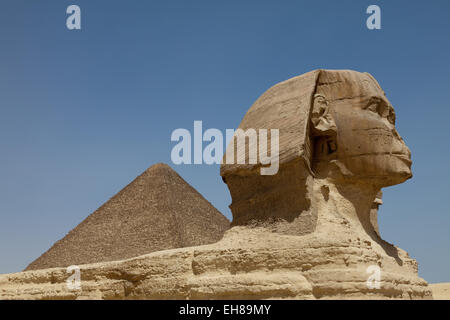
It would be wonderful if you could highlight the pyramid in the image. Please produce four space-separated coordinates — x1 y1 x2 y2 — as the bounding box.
25 163 230 270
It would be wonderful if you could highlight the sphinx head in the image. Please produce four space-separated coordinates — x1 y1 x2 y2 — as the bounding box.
221 69 411 231
311 70 412 187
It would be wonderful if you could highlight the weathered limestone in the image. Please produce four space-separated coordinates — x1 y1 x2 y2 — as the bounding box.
0 226 430 299
0 69 432 299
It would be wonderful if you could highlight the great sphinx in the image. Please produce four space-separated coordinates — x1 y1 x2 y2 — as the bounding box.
221 69 411 234
0 69 432 299
214 69 431 299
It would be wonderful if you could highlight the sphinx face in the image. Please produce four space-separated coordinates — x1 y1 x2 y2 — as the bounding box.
315 72 412 187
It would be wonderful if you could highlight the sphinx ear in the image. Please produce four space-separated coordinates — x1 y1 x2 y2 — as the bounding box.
311 94 337 136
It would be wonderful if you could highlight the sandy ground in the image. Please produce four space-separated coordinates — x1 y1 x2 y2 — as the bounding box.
430 283 450 300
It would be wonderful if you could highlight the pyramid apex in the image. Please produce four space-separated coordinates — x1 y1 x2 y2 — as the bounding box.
145 162 175 173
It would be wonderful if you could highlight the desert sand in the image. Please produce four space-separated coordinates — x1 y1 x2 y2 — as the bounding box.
429 283 450 300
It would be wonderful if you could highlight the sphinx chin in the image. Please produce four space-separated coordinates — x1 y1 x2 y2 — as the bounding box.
330 153 412 188
374 173 412 188
379 155 413 187
355 170 412 188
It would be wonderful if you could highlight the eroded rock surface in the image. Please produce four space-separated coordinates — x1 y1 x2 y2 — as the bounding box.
0 227 430 300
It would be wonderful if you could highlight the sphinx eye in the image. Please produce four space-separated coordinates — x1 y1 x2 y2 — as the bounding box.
365 98 380 115
387 108 396 125
366 103 378 113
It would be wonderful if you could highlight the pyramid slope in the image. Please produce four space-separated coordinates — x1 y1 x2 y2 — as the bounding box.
25 163 230 271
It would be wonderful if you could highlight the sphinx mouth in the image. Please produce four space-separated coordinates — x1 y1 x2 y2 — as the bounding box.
392 153 412 166
345 152 412 166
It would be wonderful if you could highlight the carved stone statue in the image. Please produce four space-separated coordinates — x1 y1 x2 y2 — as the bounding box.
217 69 430 299
221 69 411 236
0 70 432 300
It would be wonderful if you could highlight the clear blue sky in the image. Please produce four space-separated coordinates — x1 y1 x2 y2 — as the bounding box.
0 0 449 283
